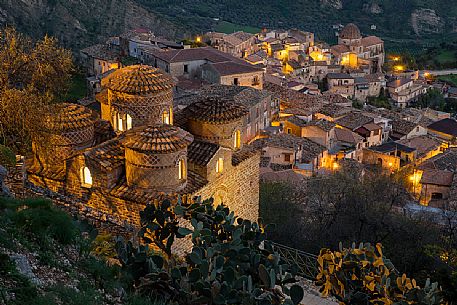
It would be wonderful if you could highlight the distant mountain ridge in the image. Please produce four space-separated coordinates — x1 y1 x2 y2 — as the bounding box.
1 0 456 51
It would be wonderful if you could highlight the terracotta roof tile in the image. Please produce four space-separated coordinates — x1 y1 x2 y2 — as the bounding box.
187 140 220 166
185 96 249 124
123 125 193 153
104 65 175 95
44 103 96 132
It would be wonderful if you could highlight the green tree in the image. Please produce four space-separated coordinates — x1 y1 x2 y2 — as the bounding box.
414 89 446 111
0 27 73 152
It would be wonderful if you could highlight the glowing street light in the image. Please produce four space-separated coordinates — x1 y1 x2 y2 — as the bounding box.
196 36 202 43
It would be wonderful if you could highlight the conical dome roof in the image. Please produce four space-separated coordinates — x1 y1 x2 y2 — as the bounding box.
185 96 249 124
123 125 193 153
44 103 95 132
104 65 175 95
339 23 361 40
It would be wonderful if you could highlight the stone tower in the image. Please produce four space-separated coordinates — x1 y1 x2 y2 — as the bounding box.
184 96 248 151
123 124 194 193
32 103 96 171
101 65 175 133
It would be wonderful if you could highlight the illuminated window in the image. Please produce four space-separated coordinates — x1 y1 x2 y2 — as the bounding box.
178 159 186 180
233 130 241 149
81 166 92 187
126 114 133 130
117 112 124 131
162 110 170 124
216 158 224 173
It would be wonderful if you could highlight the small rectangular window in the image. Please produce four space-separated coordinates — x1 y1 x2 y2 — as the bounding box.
216 158 224 173
184 64 189 74
234 78 239 85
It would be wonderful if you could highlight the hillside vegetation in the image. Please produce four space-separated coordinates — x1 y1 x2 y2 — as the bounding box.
1 0 456 52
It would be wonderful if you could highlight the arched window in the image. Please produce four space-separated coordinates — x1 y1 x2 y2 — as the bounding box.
126 114 133 130
81 166 93 187
113 111 133 132
178 159 186 180
233 130 241 149
216 158 224 173
162 110 170 124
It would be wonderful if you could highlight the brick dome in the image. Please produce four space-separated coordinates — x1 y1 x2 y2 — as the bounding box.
104 65 175 95
44 103 95 132
123 125 194 153
339 23 361 40
185 96 249 124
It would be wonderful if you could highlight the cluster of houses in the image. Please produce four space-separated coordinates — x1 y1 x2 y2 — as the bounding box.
75 24 457 212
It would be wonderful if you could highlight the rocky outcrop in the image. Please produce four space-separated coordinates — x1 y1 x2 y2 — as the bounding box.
363 2 383 14
320 0 342 10
411 9 445 35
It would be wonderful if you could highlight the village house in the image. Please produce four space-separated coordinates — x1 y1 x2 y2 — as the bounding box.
417 148 457 207
251 133 329 176
387 78 428 108
283 116 336 148
26 65 261 230
80 42 121 77
354 123 383 147
206 31 258 58
390 119 427 140
142 47 264 89
427 118 457 146
118 29 183 60
326 73 355 98
397 135 443 164
362 142 416 171
331 128 364 161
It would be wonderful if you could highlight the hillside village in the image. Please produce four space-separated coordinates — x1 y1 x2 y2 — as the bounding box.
1 21 457 305
69 24 457 212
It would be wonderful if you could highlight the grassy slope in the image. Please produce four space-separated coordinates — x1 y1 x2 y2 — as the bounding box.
0 197 154 305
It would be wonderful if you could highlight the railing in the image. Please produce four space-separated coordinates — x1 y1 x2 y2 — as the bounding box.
270 242 319 280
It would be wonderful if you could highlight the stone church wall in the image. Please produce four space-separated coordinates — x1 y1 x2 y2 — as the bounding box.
193 153 260 222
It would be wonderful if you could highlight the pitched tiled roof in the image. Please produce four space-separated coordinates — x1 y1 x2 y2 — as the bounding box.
146 47 244 64
309 119 336 132
185 96 249 124
287 115 308 127
420 169 454 186
362 123 382 131
205 61 263 76
187 140 220 166
317 103 352 118
387 78 412 88
369 142 416 154
335 112 373 130
85 137 125 171
44 103 96 132
252 133 327 162
334 128 364 144
123 125 194 153
397 135 442 159
104 65 175 95
419 148 457 172
391 119 419 136
428 118 457 137
232 145 259 166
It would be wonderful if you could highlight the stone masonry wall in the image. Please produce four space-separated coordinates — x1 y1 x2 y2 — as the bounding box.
193 153 260 222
